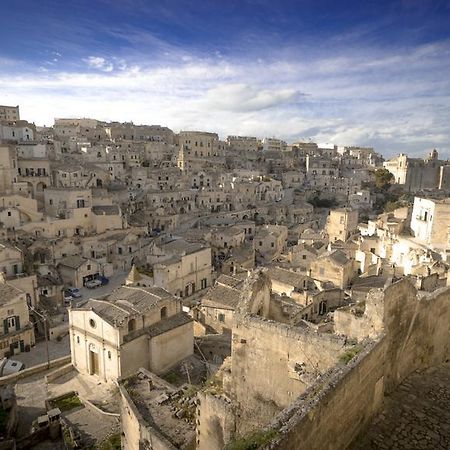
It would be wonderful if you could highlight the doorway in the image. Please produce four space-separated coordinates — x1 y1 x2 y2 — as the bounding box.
89 350 99 375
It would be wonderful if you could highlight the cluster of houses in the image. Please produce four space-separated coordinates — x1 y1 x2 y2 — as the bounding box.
1 104 450 448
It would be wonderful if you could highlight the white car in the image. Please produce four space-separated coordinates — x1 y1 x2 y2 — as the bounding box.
85 279 102 289
0 358 25 376
64 295 74 306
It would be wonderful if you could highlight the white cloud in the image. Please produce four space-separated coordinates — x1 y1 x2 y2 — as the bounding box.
1 40 450 157
84 56 114 72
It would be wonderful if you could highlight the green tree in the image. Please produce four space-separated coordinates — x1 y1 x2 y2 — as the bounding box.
374 168 394 190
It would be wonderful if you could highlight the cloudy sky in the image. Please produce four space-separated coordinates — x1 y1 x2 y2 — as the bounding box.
1 0 450 156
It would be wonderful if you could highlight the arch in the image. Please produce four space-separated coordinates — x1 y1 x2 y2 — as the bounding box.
160 306 167 319
128 318 136 332
36 182 46 192
319 300 327 315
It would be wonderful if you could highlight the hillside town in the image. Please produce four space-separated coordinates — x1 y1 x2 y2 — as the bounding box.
1 104 450 449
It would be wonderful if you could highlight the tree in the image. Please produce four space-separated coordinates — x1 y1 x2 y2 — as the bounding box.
374 168 394 190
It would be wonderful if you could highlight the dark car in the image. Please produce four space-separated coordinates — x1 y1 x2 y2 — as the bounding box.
99 276 109 286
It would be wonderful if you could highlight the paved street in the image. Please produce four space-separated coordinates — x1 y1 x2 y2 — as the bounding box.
72 270 128 305
351 364 450 450
13 335 70 368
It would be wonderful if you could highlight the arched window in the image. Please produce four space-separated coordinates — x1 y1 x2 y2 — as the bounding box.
160 306 167 319
128 318 136 332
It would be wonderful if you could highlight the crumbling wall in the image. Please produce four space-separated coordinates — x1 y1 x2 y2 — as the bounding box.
197 392 235 450
334 288 384 340
266 279 450 450
267 339 386 450
231 315 347 435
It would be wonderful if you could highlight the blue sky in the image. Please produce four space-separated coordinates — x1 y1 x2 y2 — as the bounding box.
1 0 450 156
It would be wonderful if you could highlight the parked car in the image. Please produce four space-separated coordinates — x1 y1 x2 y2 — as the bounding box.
65 287 82 298
63 294 74 306
0 358 25 376
99 276 109 286
85 279 102 289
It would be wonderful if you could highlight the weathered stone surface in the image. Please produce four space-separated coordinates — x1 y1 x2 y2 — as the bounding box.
351 364 450 450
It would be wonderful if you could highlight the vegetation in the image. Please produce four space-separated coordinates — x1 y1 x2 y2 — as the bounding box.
339 345 364 365
307 195 337 208
203 374 224 396
374 168 394 190
162 371 181 385
52 392 83 412
226 429 278 450
96 433 121 450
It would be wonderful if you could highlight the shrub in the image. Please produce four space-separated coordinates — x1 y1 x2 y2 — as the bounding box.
227 429 278 450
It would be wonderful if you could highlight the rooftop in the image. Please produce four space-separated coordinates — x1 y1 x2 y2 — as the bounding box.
121 368 196 449
74 285 175 326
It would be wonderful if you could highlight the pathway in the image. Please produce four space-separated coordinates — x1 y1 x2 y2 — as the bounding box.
351 364 450 450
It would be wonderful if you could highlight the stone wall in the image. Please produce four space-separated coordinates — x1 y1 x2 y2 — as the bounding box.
197 392 235 450
231 315 348 434
265 279 450 450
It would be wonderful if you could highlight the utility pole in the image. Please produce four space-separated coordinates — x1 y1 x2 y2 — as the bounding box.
30 306 50 369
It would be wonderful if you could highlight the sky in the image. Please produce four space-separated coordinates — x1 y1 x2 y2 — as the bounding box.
1 0 450 157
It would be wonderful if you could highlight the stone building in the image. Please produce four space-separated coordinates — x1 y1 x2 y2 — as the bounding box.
326 208 358 242
57 255 101 288
0 277 35 357
383 150 444 191
410 197 450 249
196 271 351 449
0 105 20 121
69 285 193 382
310 249 355 288
119 368 196 450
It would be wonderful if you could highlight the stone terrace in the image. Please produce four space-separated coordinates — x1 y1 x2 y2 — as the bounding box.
351 364 450 450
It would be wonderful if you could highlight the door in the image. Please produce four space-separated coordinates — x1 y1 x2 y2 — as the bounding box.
90 350 99 375
19 340 25 352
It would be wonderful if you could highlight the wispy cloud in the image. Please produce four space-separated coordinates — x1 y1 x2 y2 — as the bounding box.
84 56 114 72
1 4 450 157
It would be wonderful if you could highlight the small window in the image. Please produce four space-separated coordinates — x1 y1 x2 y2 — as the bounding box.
76 336 80 344
108 351 111 360
89 319 96 328
218 313 225 323
161 306 167 319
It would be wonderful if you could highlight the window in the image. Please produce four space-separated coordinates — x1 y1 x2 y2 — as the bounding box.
271 242 275 248
161 306 167 319
302 255 307 260
128 318 136 332
76 336 80 344
201 278 207 289
218 313 225 323
108 351 111 360
87 265 91 270
89 319 96 328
